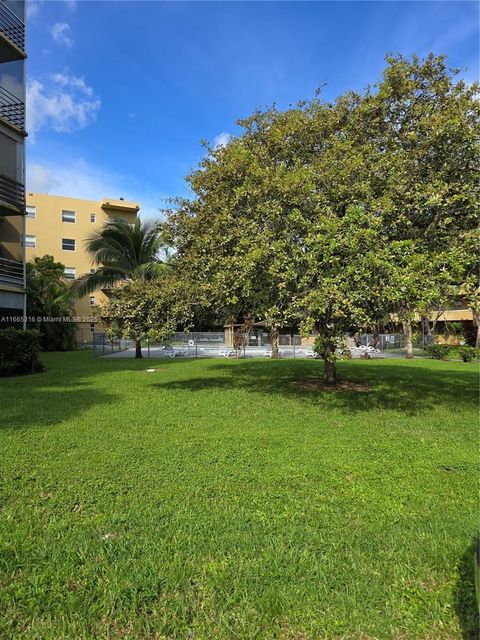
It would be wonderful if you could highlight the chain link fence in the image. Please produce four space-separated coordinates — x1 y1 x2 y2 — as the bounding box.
93 331 433 359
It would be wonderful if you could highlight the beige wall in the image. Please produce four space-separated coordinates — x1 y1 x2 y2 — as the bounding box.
25 193 139 342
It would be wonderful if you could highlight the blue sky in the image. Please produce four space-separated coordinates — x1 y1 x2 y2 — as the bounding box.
26 0 479 218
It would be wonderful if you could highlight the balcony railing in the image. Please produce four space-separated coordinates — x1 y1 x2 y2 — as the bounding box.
0 84 24 130
0 256 24 288
0 174 25 213
0 1 25 53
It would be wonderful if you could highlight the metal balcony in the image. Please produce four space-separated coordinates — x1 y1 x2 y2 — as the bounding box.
0 256 24 288
0 84 24 131
0 1 25 61
0 174 25 214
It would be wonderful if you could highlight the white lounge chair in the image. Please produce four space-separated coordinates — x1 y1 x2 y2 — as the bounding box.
219 348 235 358
263 349 284 358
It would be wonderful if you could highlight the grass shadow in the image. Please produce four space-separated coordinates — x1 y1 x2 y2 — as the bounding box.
150 358 479 416
0 354 122 432
454 539 480 639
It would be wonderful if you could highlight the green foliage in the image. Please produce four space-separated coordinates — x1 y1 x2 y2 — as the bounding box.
26 255 77 351
0 328 44 376
458 346 480 363
444 322 465 338
313 335 349 360
167 53 479 378
74 219 168 296
426 343 451 360
100 274 190 345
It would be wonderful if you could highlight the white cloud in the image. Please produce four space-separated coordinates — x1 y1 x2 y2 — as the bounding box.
213 132 232 148
64 0 77 11
27 163 61 194
26 74 101 141
27 159 120 200
27 0 43 19
26 158 168 221
51 23 74 48
51 72 93 96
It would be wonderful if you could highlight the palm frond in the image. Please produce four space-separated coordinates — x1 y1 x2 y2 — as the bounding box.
73 266 130 297
78 218 168 295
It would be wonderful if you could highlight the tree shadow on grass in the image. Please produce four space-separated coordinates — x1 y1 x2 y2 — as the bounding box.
0 384 120 432
0 351 200 432
454 539 479 639
0 375 118 433
149 358 479 416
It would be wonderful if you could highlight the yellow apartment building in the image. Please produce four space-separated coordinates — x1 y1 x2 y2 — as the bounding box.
25 193 140 342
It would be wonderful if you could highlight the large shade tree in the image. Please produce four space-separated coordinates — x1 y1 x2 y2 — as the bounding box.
167 90 396 382
167 53 478 382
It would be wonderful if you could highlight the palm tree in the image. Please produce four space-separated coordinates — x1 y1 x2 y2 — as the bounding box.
74 219 167 358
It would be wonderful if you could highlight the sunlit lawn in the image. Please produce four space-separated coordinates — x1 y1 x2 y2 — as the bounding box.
0 351 478 639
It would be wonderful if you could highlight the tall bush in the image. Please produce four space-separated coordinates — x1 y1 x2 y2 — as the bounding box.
0 328 44 376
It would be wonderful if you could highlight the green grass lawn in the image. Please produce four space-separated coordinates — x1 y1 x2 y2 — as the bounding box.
0 352 478 639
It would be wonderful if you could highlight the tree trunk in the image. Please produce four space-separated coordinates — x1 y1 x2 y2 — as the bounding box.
323 341 337 385
422 316 432 336
270 325 279 359
473 311 480 349
135 339 143 359
403 320 414 359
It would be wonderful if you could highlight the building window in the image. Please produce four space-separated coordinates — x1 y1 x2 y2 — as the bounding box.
114 217 126 223
62 210 76 223
23 234 36 248
90 323 95 332
26 206 36 218
64 267 76 280
89 296 96 306
90 268 96 274
62 238 75 251
90 213 96 223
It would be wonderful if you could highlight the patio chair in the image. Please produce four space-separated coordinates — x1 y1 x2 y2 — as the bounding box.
219 348 235 358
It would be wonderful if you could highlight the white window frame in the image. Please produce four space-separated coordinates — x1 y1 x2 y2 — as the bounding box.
90 213 96 223
62 238 76 251
64 267 76 280
23 234 36 248
26 206 36 219
90 323 95 332
62 210 76 223
89 295 96 306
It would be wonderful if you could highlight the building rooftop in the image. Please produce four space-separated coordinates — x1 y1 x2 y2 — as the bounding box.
27 193 140 213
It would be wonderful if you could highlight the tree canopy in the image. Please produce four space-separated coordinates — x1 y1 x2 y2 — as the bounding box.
26 255 77 351
100 274 190 358
166 53 479 381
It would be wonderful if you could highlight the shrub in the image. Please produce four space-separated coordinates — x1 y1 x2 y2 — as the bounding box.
425 343 450 360
0 328 44 376
458 346 480 363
